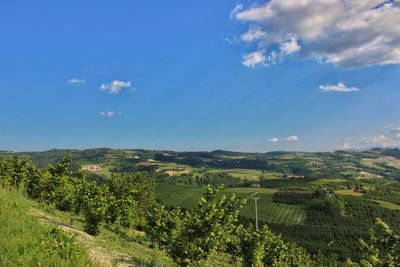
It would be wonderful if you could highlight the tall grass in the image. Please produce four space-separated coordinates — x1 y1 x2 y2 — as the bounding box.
0 189 93 266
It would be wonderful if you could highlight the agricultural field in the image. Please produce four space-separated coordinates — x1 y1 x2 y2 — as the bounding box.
155 184 306 225
335 189 365 197
309 178 347 185
335 189 400 210
374 200 400 210
202 168 266 180
362 156 400 169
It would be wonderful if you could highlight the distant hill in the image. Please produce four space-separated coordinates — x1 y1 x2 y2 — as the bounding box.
1 147 400 181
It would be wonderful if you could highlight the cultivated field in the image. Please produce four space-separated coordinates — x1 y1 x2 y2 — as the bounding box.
155 184 306 225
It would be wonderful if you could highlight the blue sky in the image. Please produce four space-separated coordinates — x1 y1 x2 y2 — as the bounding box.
1 0 400 152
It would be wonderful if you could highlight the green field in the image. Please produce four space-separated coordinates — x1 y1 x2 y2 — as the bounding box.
373 200 400 210
309 178 347 185
153 162 282 181
155 184 306 225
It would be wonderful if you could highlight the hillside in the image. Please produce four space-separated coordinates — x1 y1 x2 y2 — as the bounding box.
2 147 400 181
0 189 93 266
2 148 400 264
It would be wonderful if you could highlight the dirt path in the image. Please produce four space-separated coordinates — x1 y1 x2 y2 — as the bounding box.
30 209 136 267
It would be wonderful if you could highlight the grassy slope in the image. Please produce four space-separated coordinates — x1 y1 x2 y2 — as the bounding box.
0 189 235 267
335 189 400 210
0 189 92 267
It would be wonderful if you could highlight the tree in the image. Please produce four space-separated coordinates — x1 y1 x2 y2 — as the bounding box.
239 225 314 267
76 181 109 235
107 172 155 228
358 218 400 267
147 185 244 267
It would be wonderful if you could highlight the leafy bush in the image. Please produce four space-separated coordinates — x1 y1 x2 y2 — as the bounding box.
147 185 244 266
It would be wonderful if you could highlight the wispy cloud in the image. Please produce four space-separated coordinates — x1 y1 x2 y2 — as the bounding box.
99 111 121 117
268 135 299 143
359 134 389 147
391 126 400 139
319 82 360 93
222 33 240 44
338 138 352 150
286 135 299 142
235 1 400 68
100 80 134 94
230 3 244 19
68 78 85 85
242 51 266 67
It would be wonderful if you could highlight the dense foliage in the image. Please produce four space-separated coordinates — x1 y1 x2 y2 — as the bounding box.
2 154 400 266
0 155 155 236
359 218 400 266
147 185 244 266
154 172 252 187
364 184 400 204
272 188 330 205
147 185 317 267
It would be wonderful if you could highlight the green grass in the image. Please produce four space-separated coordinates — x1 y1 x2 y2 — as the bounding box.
0 189 92 267
1 188 235 267
203 169 264 180
35 197 237 266
155 184 306 225
224 188 306 225
374 200 400 210
155 183 206 209
335 189 364 197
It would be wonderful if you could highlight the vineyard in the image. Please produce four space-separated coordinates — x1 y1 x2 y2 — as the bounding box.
156 184 307 225
1 154 400 266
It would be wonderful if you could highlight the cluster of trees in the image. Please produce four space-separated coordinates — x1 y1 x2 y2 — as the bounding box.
1 155 399 266
154 152 279 171
154 172 252 187
271 195 400 262
358 218 400 266
259 177 314 188
147 185 315 267
272 188 331 205
364 184 400 204
0 155 155 235
147 184 400 266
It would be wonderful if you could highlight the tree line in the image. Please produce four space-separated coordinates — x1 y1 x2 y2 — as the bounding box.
0 155 155 235
1 155 399 266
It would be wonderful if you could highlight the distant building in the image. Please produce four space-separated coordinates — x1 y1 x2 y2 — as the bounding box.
288 175 305 179
81 164 102 172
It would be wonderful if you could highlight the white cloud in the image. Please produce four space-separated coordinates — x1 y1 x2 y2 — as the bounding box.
268 137 280 142
100 80 134 94
280 37 301 55
241 27 267 42
68 78 85 85
242 51 266 67
99 111 121 117
359 134 388 146
338 138 352 150
222 33 240 44
391 126 400 139
319 82 360 93
286 135 299 142
235 0 400 68
230 3 244 19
